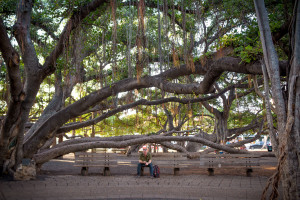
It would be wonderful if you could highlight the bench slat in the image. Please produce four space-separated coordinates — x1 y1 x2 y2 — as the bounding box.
200 154 260 158
75 161 118 164
74 151 264 177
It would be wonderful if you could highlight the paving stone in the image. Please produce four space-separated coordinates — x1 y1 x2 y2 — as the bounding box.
0 172 284 200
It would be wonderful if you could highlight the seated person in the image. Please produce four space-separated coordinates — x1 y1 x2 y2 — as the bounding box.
137 146 153 178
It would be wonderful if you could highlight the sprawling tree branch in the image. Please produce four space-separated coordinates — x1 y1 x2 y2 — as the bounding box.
57 81 256 134
197 56 287 94
47 135 144 150
24 48 288 157
33 135 249 164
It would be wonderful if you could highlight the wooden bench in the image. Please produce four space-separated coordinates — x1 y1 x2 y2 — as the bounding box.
74 152 118 176
152 153 189 175
75 151 261 177
133 153 189 176
75 152 189 176
199 154 260 176
112 153 189 176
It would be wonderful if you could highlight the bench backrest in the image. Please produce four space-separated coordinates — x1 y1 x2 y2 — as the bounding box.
199 154 260 167
152 153 188 166
75 152 262 168
74 152 118 167
75 152 190 167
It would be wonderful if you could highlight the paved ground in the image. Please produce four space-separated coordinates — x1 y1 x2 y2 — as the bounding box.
0 174 281 200
0 154 283 200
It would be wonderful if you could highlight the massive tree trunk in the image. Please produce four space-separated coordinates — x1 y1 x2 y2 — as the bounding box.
0 18 23 175
254 0 300 199
0 0 45 174
186 83 257 152
214 114 228 143
282 0 300 198
0 0 108 175
186 88 230 152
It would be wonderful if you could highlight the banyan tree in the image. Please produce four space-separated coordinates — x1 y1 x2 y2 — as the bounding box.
0 0 299 199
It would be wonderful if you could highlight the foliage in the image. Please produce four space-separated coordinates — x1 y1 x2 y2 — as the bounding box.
0 0 292 139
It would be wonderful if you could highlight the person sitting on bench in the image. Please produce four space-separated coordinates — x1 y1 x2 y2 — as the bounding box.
137 146 153 178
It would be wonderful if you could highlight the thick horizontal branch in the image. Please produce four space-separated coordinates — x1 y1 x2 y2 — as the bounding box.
57 82 253 134
33 135 249 164
49 135 144 150
197 56 287 93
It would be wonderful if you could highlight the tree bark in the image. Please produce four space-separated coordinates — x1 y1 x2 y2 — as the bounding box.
0 0 109 174
186 130 216 152
254 0 300 199
0 17 23 175
283 0 300 198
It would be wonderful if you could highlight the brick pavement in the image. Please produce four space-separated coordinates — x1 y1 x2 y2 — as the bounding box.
0 174 282 200
0 155 282 200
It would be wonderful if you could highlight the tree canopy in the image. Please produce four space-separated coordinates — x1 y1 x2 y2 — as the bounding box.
0 0 299 199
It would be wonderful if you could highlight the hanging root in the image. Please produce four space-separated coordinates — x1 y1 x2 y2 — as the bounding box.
261 78 295 200
261 146 286 200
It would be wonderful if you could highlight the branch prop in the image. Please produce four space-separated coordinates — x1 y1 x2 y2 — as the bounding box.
33 135 249 164
262 113 296 200
253 75 276 113
262 61 279 151
254 0 287 133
